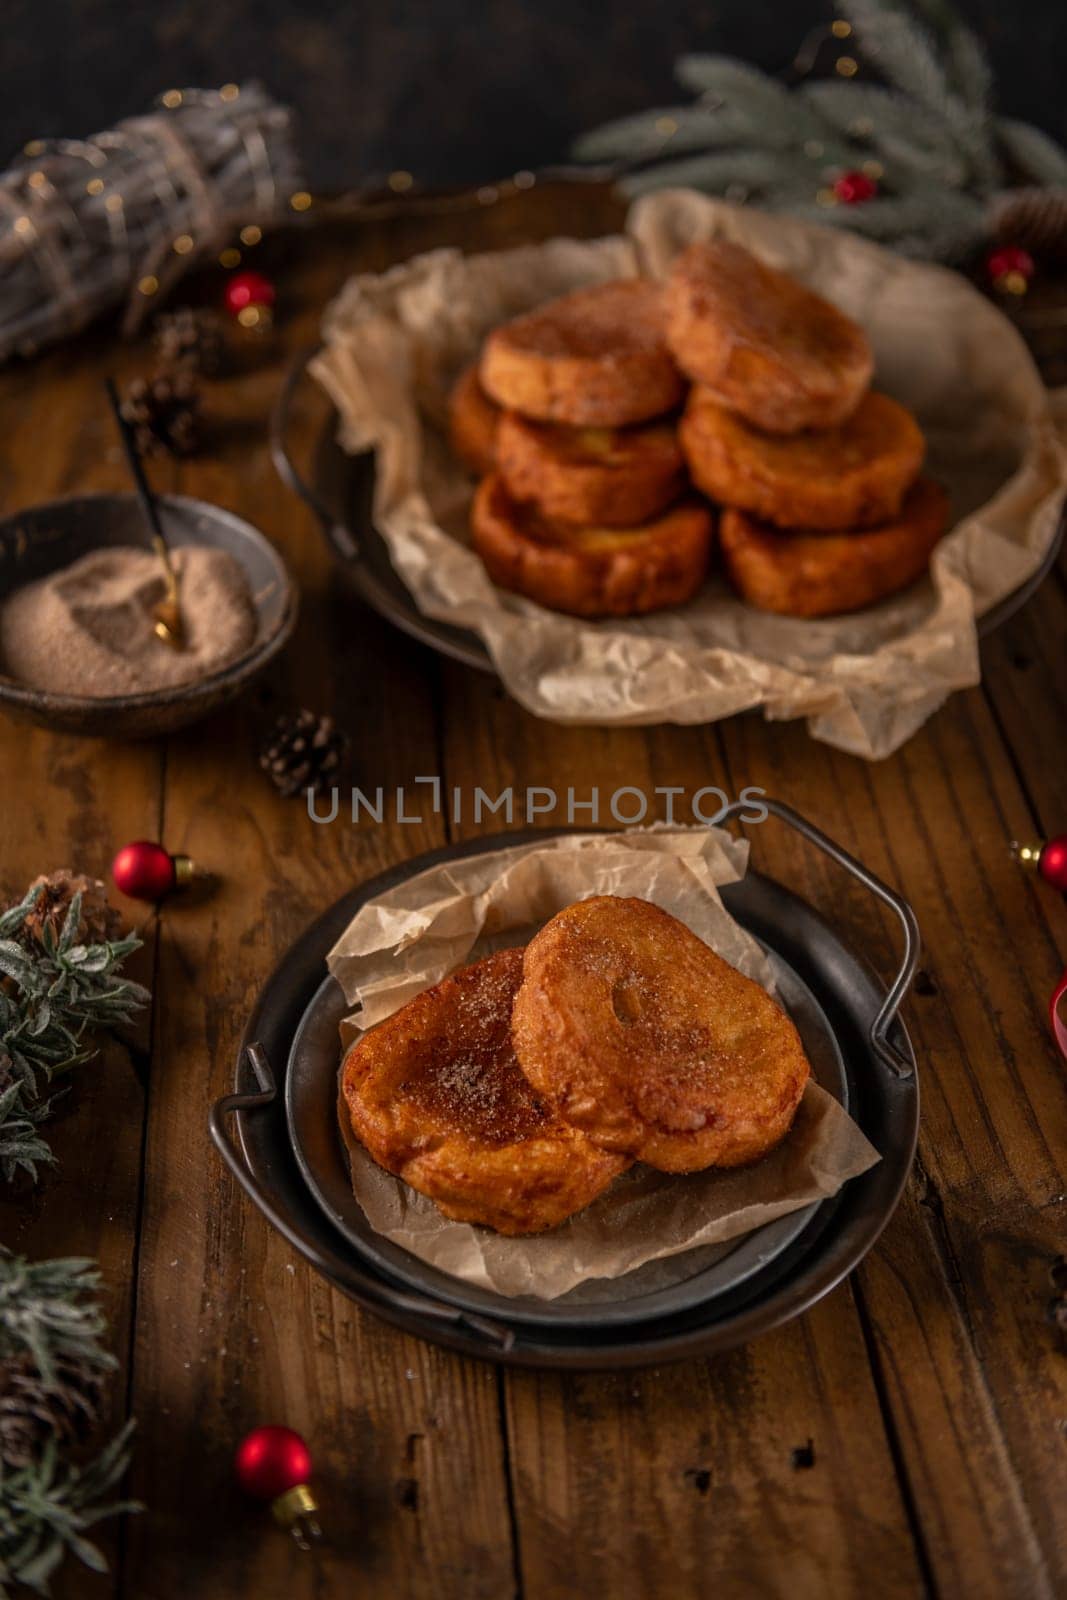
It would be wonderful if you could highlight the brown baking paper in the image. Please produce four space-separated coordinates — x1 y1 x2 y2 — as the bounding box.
326 828 879 1299
312 191 1066 760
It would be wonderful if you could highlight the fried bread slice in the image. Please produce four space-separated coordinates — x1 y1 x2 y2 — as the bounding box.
480 279 685 426
666 240 873 433
680 388 925 530
471 473 713 617
340 948 629 1234
496 410 685 526
447 362 500 477
512 897 811 1173
718 478 950 617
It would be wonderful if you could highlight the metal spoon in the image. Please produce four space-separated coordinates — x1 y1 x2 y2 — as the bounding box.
104 377 184 649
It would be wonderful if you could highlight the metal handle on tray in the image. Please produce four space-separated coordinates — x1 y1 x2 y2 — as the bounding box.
721 797 920 1080
209 1041 516 1350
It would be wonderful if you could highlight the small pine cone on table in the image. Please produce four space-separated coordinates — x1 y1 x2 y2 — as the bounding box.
990 186 1067 265
120 371 201 457
154 307 227 376
0 1348 104 1470
260 710 349 798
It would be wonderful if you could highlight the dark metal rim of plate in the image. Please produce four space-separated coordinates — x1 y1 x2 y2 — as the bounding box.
271 346 1067 678
210 799 922 1369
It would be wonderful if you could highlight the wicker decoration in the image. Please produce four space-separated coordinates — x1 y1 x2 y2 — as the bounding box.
0 83 304 363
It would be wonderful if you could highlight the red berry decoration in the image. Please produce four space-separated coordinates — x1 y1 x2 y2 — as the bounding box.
986 245 1036 296
235 1425 321 1549
833 170 878 205
1012 832 1067 892
111 840 193 902
223 269 276 329
1038 834 1067 893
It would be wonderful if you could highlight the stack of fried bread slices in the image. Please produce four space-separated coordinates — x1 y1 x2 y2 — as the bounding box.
448 242 948 621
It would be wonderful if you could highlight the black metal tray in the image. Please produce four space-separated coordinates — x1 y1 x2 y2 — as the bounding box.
271 347 1066 679
284 947 843 1330
210 800 921 1369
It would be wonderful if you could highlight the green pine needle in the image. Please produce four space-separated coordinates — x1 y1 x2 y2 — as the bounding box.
0 1254 116 1390
0 883 149 1187
572 0 1067 263
0 1421 139 1596
0 1253 138 1595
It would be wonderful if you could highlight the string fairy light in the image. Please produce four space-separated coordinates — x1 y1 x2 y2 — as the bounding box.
0 82 301 358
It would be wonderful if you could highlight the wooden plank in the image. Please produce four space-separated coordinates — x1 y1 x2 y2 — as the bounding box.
115 225 522 1600
438 662 927 1599
714 685 1067 1600
0 350 166 1599
502 1300 924 1600
4 178 1062 1600
979 577 1067 834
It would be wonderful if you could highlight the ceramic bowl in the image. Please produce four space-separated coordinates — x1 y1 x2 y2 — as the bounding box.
0 493 296 737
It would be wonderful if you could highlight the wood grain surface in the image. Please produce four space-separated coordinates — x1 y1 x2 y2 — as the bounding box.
0 184 1063 1600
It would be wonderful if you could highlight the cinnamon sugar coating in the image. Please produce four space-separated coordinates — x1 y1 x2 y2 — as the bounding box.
512 897 811 1173
666 240 873 433
481 280 684 426
340 948 629 1234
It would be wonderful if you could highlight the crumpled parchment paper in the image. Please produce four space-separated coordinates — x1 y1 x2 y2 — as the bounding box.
312 190 1066 760
326 828 880 1299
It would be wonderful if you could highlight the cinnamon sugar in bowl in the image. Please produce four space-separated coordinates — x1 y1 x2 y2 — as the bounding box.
0 492 296 737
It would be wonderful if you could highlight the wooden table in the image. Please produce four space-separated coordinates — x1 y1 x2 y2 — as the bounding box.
1 186 1065 1600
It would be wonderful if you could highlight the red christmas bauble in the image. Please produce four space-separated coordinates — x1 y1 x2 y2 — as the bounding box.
986 245 1035 284
986 245 1036 296
1039 834 1067 892
223 270 276 318
111 840 178 901
235 1425 312 1501
833 170 878 205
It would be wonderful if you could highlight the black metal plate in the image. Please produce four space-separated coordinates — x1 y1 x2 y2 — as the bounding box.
226 829 920 1368
283 948 846 1329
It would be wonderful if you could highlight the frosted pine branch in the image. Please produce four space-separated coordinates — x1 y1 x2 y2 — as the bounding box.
572 0 1067 264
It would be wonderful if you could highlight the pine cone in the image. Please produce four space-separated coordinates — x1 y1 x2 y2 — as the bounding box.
990 187 1067 265
19 871 123 949
120 370 201 457
154 307 226 376
0 1348 103 1469
259 709 348 798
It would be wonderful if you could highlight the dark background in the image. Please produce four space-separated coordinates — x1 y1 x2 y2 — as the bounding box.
3 1 1063 188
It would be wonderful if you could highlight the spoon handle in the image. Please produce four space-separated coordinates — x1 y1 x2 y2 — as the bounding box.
104 377 174 572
